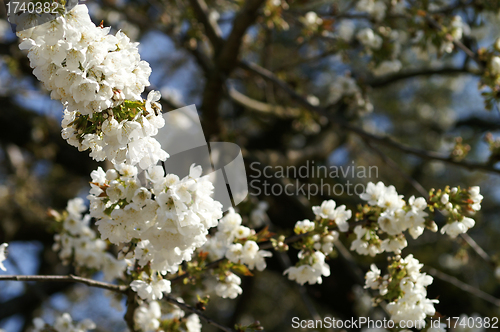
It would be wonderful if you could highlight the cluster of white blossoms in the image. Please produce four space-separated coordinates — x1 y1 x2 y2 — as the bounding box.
327 74 373 114
323 68 374 113
491 56 500 76
357 28 383 50
370 26 404 77
490 37 500 75
293 219 315 234
0 243 8 271
284 199 352 286
202 208 273 272
479 37 500 108
215 272 243 299
365 254 438 326
226 240 272 271
52 198 126 281
356 0 387 21
130 272 171 301
328 75 361 104
202 208 246 260
60 91 168 168
310 232 338 255
284 250 330 285
410 15 467 57
294 218 340 255
300 11 323 31
435 186 482 238
312 199 352 232
352 182 434 256
134 301 162 332
201 208 272 299
372 59 403 77
440 16 466 53
341 3 407 78
88 163 223 274
33 313 95 332
134 300 201 332
17 5 168 168
17 4 151 115
352 182 483 256
336 20 355 42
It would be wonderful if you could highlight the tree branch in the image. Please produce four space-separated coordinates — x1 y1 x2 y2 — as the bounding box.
240 60 500 175
367 67 478 88
188 0 224 50
273 48 340 72
429 0 476 14
228 87 300 118
240 60 318 113
218 0 266 73
0 274 128 293
242 127 340 167
193 0 266 139
124 287 139 332
342 123 500 175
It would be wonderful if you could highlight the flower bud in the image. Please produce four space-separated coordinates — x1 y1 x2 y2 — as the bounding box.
426 220 438 232
441 193 449 204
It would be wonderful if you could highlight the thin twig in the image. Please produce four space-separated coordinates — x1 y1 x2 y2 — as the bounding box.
165 295 237 332
425 267 500 307
276 252 324 325
424 14 483 69
364 140 429 198
0 274 128 293
334 240 389 315
169 258 226 284
460 233 494 266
